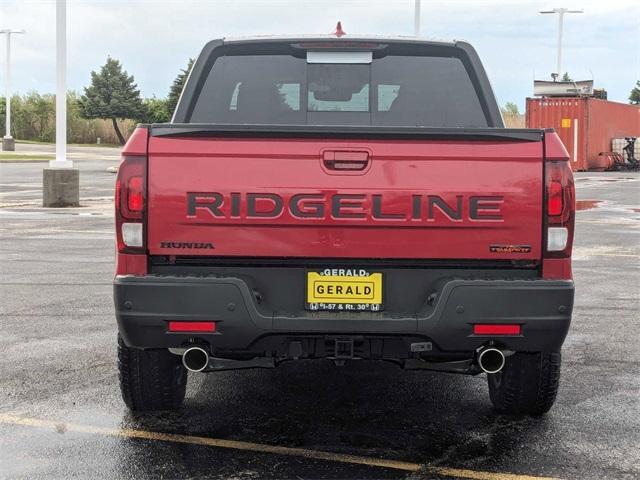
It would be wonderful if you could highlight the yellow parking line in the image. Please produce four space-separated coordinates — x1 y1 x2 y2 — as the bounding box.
0 413 559 480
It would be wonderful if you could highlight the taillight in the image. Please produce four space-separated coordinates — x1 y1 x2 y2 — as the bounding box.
115 155 147 253
127 176 144 213
547 180 563 216
544 133 575 259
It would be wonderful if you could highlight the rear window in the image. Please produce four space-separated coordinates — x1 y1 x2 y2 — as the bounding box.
188 48 488 127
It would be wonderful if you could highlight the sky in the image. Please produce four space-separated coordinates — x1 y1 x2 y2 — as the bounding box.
1 0 638 111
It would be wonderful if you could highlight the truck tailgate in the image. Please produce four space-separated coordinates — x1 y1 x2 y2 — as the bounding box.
147 135 543 260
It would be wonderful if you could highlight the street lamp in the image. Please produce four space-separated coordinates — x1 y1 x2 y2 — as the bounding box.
1 28 25 152
540 8 583 80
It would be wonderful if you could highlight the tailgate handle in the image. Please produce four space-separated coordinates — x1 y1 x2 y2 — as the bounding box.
323 150 369 171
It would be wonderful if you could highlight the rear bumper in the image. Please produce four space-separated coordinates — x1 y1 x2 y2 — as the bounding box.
114 275 574 355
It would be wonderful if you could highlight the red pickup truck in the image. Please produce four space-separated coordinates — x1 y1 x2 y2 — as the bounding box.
114 35 575 415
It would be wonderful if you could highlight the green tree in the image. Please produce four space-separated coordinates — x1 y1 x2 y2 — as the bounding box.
166 58 194 117
79 57 145 144
30 92 55 139
139 97 171 124
9 92 55 141
630 80 640 105
501 102 520 117
561 72 572 82
0 97 5 134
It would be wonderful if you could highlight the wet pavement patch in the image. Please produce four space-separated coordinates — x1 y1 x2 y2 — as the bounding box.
0 413 561 480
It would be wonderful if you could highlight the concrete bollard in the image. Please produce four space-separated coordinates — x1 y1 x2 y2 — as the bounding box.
2 137 16 151
43 168 80 207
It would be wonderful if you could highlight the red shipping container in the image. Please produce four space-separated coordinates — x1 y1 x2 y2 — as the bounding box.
526 97 640 171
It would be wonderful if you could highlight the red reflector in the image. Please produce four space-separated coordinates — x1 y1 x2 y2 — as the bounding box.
473 324 521 335
548 181 563 216
168 321 216 333
127 176 144 212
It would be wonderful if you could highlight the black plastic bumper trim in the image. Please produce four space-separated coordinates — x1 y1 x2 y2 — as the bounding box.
114 275 574 355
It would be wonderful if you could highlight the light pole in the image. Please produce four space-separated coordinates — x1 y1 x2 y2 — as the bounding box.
52 0 72 168
414 0 421 36
1 28 25 152
540 8 583 80
43 0 79 208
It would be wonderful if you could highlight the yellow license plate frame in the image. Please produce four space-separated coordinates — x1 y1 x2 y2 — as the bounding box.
306 272 383 310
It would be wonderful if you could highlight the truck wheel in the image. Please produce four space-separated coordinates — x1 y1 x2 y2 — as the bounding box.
117 335 187 411
487 351 561 415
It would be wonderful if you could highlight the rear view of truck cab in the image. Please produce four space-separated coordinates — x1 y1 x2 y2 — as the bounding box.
114 34 575 414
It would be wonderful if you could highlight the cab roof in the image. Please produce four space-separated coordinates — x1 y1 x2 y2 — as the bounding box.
220 34 461 48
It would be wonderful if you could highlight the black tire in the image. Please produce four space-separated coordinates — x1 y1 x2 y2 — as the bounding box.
488 351 561 415
117 335 187 411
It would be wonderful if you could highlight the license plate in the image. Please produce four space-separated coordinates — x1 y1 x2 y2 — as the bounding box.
305 271 383 311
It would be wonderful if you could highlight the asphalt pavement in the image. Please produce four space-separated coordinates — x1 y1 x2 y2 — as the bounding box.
0 142 120 207
0 152 638 479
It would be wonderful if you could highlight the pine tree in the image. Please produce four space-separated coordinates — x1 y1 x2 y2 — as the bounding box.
166 58 195 117
79 57 145 144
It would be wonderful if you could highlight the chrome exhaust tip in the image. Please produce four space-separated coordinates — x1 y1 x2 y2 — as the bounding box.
182 347 209 372
477 347 505 374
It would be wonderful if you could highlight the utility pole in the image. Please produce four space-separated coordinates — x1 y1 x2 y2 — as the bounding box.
1 28 25 152
43 0 79 207
414 0 421 36
540 8 583 79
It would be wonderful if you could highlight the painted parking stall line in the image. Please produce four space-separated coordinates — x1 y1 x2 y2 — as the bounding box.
0 413 560 480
